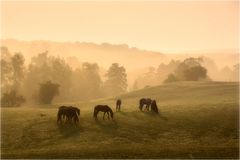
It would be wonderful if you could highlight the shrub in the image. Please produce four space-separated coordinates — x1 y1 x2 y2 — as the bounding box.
38 80 60 104
164 74 179 83
1 90 26 107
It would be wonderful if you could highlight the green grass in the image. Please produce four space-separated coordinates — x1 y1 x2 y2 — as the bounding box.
1 81 239 158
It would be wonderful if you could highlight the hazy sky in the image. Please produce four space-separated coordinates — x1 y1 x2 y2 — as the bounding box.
1 1 239 53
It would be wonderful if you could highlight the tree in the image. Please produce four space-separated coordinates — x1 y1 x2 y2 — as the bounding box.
183 65 207 81
50 56 72 100
24 51 72 103
11 53 25 90
82 62 102 99
38 81 60 104
1 47 13 93
70 62 102 100
156 60 181 83
1 47 26 106
232 64 239 82
104 63 128 96
164 57 208 82
219 66 233 82
164 74 179 83
175 57 207 81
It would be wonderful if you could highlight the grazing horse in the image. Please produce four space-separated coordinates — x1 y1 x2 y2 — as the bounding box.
116 99 122 112
139 98 152 111
94 105 113 120
57 106 80 124
150 100 159 114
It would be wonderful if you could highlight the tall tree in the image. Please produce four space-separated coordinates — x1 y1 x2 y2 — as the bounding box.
11 53 25 91
24 51 72 103
104 63 127 96
82 62 102 99
1 47 12 93
1 47 26 106
70 62 102 100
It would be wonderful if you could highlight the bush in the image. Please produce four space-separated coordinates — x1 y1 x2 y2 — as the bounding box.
1 90 26 107
164 57 208 82
183 65 207 81
38 80 60 104
164 74 179 83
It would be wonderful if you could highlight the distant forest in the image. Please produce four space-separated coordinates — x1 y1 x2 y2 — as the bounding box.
1 45 239 107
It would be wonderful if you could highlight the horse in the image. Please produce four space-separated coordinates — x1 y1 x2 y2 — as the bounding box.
57 106 80 124
139 98 152 111
93 105 113 120
150 100 159 114
116 99 122 112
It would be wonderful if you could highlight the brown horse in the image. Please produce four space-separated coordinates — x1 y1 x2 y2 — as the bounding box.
139 98 152 111
116 99 122 112
94 105 113 120
57 106 80 124
150 100 159 114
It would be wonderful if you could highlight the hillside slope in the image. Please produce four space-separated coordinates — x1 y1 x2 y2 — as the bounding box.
1 81 239 158
1 39 166 70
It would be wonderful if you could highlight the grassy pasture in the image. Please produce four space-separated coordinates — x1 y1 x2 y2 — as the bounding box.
1 81 239 158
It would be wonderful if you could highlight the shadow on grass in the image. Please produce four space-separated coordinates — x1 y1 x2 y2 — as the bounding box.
116 111 127 115
136 111 168 121
95 119 118 131
57 122 82 138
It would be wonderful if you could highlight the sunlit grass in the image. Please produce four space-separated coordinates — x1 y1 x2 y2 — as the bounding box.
1 81 239 158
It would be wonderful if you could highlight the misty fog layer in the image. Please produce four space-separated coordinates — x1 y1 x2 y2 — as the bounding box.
1 41 239 106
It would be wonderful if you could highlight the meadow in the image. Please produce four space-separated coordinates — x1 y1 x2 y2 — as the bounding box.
1 81 239 158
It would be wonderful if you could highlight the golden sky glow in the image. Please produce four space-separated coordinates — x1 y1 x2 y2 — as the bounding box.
1 1 239 53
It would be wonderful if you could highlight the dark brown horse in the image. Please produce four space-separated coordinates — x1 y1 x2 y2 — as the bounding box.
139 98 152 111
116 99 122 112
150 100 159 114
94 105 113 120
57 106 80 124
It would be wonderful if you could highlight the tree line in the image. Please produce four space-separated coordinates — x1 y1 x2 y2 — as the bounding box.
132 57 239 90
1 47 128 106
1 46 238 106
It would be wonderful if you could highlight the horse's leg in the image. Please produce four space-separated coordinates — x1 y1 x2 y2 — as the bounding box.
103 112 106 120
66 115 71 124
57 115 61 124
107 112 110 120
62 114 66 124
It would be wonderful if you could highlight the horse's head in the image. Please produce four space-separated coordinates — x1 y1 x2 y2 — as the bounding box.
109 109 114 119
93 107 98 119
152 100 157 106
76 108 80 115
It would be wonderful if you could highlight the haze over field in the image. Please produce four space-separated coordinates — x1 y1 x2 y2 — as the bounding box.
1 39 239 89
1 1 239 159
